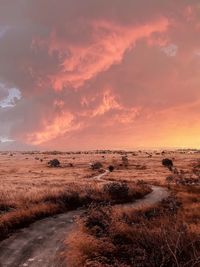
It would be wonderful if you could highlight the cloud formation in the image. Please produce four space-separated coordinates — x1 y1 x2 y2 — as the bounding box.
0 0 200 149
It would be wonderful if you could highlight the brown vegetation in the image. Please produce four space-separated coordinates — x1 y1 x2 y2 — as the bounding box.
90 162 103 170
0 182 150 240
108 165 114 172
48 158 61 167
66 186 200 266
0 150 151 241
1 150 200 266
162 158 173 171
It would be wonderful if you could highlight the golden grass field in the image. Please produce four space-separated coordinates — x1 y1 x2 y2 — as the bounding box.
0 149 186 213
0 150 200 266
0 150 153 239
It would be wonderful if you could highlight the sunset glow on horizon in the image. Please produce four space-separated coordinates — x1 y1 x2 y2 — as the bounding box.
1 1 200 150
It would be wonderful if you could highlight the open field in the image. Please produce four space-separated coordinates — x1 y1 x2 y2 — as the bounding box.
0 150 200 266
0 150 153 240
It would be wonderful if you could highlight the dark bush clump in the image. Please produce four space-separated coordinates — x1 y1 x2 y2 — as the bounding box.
103 182 129 201
108 165 114 172
84 205 112 237
48 159 61 167
162 158 173 170
90 162 103 170
69 163 74 167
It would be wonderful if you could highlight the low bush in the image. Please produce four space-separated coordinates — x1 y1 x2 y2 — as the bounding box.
66 195 200 267
0 182 151 241
162 158 173 170
108 165 114 172
103 182 129 202
90 162 103 170
48 159 61 167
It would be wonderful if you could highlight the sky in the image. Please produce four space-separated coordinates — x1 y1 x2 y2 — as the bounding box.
0 0 200 150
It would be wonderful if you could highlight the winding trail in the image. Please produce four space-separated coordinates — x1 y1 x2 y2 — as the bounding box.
0 171 168 267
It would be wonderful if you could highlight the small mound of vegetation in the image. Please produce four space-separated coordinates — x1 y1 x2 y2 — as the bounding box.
162 158 173 170
90 162 103 170
48 159 61 167
108 165 114 172
103 182 129 202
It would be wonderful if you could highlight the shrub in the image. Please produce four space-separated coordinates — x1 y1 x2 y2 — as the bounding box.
67 201 200 267
48 159 61 167
162 158 173 170
108 165 114 172
83 205 112 238
166 175 174 185
103 182 129 201
90 162 103 170
136 179 146 186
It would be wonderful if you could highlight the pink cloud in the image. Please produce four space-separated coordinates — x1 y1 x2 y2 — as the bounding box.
1 1 200 150
25 111 76 145
33 18 169 91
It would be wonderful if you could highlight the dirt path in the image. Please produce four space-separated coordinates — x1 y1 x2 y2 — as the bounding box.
0 210 83 267
0 172 168 267
115 185 169 211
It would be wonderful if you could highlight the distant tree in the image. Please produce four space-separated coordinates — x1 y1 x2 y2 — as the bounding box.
90 162 103 170
108 165 114 172
48 159 61 167
162 158 173 171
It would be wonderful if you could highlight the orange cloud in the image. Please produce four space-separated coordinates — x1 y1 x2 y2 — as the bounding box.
113 108 140 124
80 88 141 126
91 89 121 116
54 99 65 109
90 89 140 123
3 1 200 151
42 18 169 91
26 112 76 145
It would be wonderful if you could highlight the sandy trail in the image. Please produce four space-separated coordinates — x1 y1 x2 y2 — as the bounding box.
115 185 169 211
0 210 82 267
0 171 168 267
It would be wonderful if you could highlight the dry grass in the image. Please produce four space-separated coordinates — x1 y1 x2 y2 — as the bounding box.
174 186 200 226
1 150 200 265
0 181 151 240
0 151 151 240
65 151 200 267
66 188 200 267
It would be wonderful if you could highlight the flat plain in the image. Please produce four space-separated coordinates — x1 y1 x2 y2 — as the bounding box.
0 150 200 266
